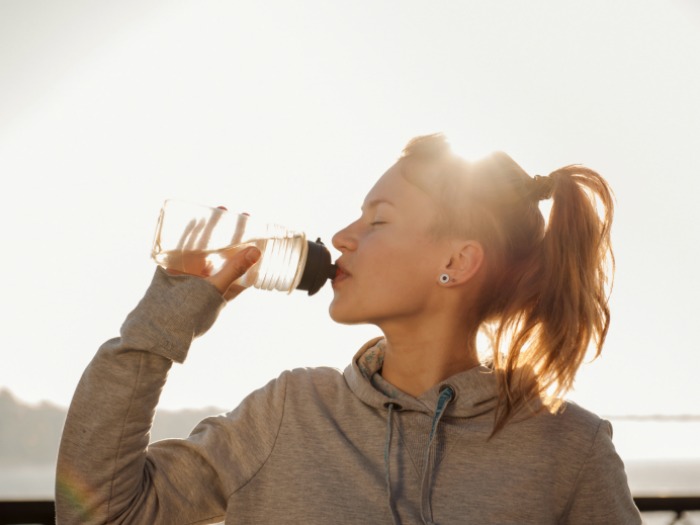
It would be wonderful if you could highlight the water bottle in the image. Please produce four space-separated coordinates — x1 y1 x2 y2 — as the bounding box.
151 199 337 295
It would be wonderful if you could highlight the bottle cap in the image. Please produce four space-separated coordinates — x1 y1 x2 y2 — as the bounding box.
297 238 336 296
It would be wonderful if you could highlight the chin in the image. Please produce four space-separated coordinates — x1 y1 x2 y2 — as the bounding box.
328 300 371 325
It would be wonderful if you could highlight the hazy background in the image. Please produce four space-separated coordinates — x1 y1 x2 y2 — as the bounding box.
1 0 699 465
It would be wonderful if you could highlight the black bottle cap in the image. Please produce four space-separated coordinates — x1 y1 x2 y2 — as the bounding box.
297 238 337 296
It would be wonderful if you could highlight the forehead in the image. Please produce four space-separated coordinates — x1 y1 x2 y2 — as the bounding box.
362 161 437 214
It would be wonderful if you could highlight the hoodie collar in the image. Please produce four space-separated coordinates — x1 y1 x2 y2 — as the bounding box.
344 337 498 418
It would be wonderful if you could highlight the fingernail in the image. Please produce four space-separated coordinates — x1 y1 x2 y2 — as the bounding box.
246 247 261 263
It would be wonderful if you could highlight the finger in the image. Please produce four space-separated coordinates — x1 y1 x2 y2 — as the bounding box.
221 282 246 302
206 246 261 298
199 207 226 250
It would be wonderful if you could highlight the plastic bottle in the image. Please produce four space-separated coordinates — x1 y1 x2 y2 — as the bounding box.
151 200 336 295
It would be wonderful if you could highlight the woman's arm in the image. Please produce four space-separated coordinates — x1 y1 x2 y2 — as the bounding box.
56 249 263 524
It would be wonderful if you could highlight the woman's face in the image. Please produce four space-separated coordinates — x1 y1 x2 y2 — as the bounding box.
330 161 452 327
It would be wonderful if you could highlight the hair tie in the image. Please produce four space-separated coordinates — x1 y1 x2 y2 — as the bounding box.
531 174 555 201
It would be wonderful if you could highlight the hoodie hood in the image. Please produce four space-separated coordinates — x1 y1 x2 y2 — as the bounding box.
344 338 501 525
344 337 499 419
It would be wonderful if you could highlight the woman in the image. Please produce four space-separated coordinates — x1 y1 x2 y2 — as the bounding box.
56 134 642 524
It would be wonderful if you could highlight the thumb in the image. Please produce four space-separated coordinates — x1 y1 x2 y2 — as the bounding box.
206 246 261 300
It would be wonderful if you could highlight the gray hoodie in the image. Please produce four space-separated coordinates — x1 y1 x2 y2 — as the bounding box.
56 268 642 524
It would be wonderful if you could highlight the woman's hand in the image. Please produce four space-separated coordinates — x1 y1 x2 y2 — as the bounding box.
206 246 261 301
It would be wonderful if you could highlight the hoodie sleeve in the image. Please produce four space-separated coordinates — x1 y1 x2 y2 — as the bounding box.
561 420 642 525
55 268 286 525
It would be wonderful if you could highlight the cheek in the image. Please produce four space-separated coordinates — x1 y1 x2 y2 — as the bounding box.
360 241 408 284
366 242 439 294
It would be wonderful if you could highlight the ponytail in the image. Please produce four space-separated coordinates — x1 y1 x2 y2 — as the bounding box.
490 165 615 434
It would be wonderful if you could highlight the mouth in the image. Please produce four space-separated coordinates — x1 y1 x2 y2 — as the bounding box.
332 261 350 285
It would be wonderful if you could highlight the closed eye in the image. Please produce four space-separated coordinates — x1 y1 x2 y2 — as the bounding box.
370 221 387 226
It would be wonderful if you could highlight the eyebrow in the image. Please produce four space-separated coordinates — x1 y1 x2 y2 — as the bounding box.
361 198 395 212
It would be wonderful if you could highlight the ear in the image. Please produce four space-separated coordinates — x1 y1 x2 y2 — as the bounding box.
442 241 484 285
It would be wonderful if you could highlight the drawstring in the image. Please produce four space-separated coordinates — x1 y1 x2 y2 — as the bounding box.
419 386 455 525
383 388 455 525
384 402 400 525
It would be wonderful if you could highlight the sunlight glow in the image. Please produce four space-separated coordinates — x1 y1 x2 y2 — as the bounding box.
1 0 698 438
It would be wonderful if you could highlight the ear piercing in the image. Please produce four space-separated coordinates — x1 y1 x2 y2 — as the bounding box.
439 273 450 284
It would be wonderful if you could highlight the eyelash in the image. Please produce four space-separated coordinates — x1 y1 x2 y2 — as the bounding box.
370 221 386 226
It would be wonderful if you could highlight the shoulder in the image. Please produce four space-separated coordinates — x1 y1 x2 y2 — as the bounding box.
525 402 619 485
284 365 344 379
550 402 615 463
213 367 346 434
241 366 344 402
551 401 611 438
503 400 611 461
518 400 607 434
280 366 347 396
546 401 619 457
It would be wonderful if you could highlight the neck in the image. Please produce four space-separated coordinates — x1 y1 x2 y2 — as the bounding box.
378 321 480 397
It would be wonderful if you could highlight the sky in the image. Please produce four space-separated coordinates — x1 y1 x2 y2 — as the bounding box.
1 0 699 433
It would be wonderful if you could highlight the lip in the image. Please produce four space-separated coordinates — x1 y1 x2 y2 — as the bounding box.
332 260 351 286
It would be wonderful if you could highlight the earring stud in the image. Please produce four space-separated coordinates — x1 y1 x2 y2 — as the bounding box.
439 273 450 284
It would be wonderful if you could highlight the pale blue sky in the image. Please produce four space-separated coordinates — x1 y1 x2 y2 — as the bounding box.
1 0 699 436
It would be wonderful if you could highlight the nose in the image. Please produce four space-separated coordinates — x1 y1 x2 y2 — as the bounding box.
332 220 358 253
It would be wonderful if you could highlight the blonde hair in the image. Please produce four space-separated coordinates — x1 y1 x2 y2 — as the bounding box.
400 134 614 434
